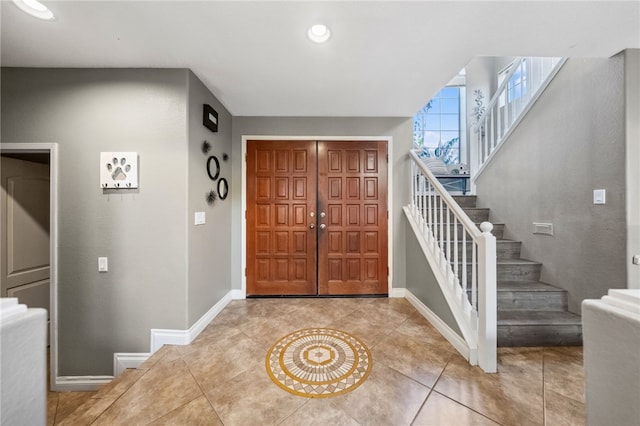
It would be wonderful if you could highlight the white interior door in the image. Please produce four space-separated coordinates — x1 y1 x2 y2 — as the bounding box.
1 156 50 316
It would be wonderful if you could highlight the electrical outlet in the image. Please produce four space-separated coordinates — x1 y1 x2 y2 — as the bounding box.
633 255 640 265
593 189 606 204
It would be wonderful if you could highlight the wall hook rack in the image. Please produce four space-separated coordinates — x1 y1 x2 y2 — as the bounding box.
100 152 138 189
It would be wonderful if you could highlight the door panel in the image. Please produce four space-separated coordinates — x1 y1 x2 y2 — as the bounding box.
317 141 388 295
246 140 387 296
1 156 50 311
247 141 317 296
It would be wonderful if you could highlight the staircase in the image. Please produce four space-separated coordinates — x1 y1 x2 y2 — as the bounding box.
453 195 583 347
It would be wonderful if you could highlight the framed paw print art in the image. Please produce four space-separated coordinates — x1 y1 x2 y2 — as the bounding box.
100 152 139 189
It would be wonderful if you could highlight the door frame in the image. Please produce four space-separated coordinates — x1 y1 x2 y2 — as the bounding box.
0 143 59 390
241 136 394 298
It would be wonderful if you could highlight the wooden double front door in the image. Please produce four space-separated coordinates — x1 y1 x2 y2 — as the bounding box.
247 140 388 296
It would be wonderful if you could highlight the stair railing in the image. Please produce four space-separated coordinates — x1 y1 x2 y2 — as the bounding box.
471 57 566 182
407 149 497 373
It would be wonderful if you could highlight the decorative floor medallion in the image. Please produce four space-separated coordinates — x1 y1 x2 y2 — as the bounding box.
266 328 372 398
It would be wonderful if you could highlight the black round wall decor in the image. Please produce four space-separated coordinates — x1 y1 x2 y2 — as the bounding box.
207 155 220 181
217 178 228 200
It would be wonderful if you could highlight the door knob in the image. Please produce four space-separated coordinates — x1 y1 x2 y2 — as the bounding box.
319 224 326 230
309 223 315 229
320 212 326 218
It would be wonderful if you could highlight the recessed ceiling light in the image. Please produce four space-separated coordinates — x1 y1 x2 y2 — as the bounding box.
12 0 55 21
307 24 331 44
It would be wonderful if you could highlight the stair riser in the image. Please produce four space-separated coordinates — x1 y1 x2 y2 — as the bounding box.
432 224 505 240
497 242 522 260
459 263 541 282
420 208 489 224
431 196 478 209
431 209 490 223
497 264 541 282
454 242 522 261
490 224 504 239
497 291 567 311
460 209 490 223
452 196 477 208
498 325 582 347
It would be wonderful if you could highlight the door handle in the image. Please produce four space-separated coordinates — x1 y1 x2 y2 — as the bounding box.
309 223 315 229
319 224 326 230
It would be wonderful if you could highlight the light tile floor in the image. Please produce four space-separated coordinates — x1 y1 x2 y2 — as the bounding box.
48 297 586 425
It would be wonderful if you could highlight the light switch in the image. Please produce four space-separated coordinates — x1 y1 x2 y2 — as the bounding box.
195 211 206 225
593 189 606 204
98 257 108 272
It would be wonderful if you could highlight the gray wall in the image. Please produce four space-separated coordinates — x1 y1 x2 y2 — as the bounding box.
464 56 495 163
1 68 233 376
186 71 233 324
230 117 413 292
404 218 462 336
475 56 627 313
625 49 640 289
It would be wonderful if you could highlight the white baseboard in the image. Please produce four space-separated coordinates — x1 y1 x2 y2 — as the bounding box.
231 289 245 300
58 290 244 390
150 290 233 353
113 353 151 377
55 376 114 392
390 287 407 298
404 289 472 362
402 207 477 347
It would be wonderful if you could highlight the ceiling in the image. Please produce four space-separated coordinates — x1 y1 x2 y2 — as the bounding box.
2 1 639 117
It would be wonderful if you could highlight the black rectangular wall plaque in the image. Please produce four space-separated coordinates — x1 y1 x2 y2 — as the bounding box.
203 104 218 133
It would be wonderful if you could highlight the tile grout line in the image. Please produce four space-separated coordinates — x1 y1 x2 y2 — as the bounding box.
327 399 364 426
51 393 60 426
410 351 508 426
408 351 452 426
542 347 547 426
540 348 586 410
274 398 312 426
87 368 155 426
183 350 228 425
427 389 508 426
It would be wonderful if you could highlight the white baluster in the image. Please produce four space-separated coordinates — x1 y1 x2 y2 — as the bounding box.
462 230 468 301
453 216 459 283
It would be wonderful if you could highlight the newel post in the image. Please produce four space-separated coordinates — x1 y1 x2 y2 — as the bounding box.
477 221 497 373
